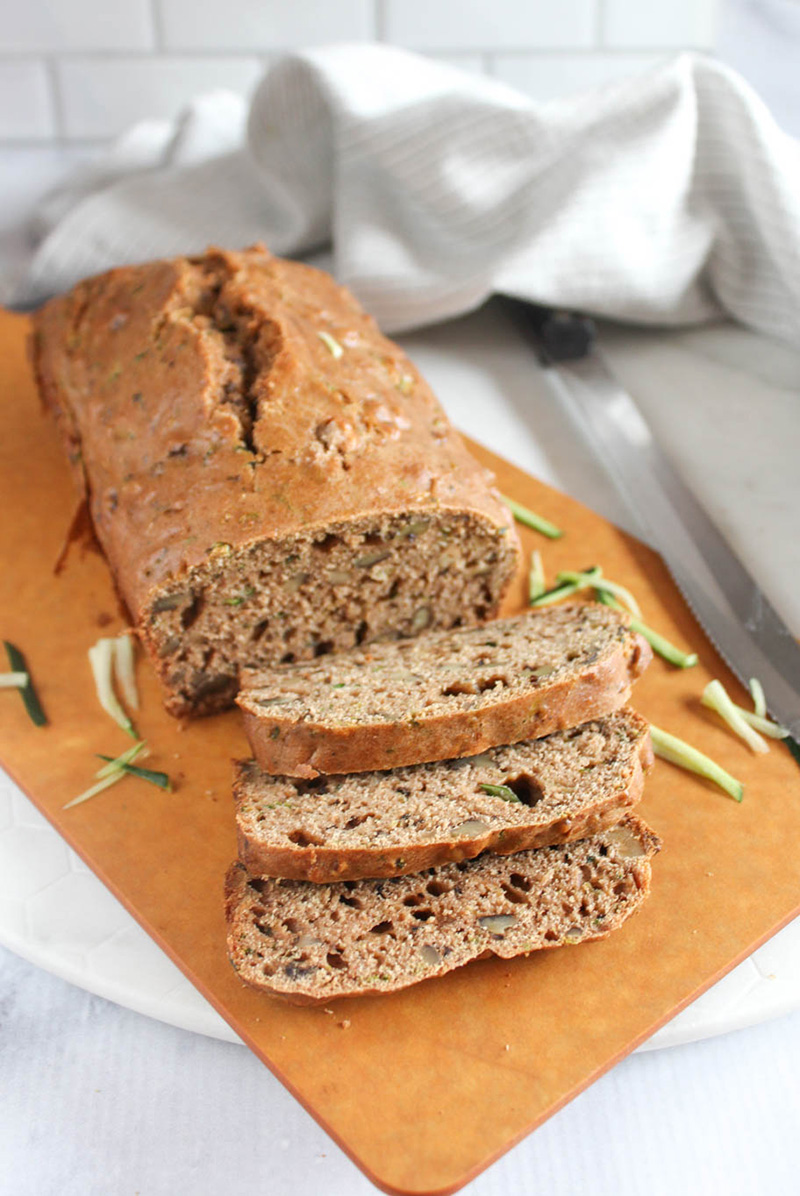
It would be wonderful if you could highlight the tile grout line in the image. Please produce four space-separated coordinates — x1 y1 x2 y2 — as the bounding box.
594 0 607 49
0 45 705 63
149 0 166 52
373 0 387 42
43 55 66 143
0 136 112 149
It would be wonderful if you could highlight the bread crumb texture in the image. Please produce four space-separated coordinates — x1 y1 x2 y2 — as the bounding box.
235 708 653 882
225 815 660 1002
238 603 652 776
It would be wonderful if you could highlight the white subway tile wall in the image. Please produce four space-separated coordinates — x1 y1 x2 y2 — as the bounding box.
384 0 596 50
159 0 375 51
0 61 54 139
0 0 154 52
602 0 719 49
493 53 664 103
57 57 264 139
0 0 719 143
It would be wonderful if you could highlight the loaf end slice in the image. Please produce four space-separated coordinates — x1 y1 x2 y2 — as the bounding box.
238 603 652 777
33 245 520 717
225 814 661 1004
235 708 653 882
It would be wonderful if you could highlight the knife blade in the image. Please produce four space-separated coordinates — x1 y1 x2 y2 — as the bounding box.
503 299 800 741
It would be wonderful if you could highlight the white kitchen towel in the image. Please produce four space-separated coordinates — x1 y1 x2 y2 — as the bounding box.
12 44 800 341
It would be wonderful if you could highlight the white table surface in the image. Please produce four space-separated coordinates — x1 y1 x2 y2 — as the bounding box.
2 146 800 1196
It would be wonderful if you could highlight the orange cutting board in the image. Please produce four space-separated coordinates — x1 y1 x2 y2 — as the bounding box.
2 307 799 1195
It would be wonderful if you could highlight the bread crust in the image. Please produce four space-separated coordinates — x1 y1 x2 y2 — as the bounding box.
239 627 652 777
224 814 661 1004
235 714 654 882
32 244 519 715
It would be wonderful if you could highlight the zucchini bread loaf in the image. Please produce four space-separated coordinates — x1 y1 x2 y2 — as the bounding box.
33 245 520 716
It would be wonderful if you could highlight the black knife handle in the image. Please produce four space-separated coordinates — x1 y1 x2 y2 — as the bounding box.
501 298 596 365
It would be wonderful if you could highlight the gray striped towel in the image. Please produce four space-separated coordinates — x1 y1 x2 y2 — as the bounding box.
12 44 800 342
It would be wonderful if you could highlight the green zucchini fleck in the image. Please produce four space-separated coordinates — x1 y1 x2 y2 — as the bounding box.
479 782 520 803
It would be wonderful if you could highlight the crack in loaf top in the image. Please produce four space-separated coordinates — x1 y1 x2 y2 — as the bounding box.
33 244 514 616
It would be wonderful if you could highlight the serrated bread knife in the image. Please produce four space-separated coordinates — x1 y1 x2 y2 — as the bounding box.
503 299 800 742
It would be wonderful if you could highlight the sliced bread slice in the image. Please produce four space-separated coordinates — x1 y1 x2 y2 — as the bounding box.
235 709 653 882
225 814 660 1003
237 603 652 777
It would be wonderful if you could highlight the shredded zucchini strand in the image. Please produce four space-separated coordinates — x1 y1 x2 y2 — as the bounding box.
480 783 521 803
594 590 698 668
95 741 148 779
557 570 641 617
119 762 172 790
501 495 563 540
702 680 769 754
64 770 127 810
66 741 170 808
114 633 139 711
528 550 546 603
749 677 766 720
3 641 47 726
703 678 787 748
317 331 343 359
98 750 170 790
738 709 789 739
650 724 744 801
89 638 138 739
530 565 602 608
0 672 28 688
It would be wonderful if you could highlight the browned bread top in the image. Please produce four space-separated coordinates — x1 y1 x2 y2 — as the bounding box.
238 603 652 776
33 245 519 715
225 814 661 1003
235 708 653 882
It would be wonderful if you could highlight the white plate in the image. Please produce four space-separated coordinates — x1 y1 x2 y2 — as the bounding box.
0 771 239 1041
3 767 800 1052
